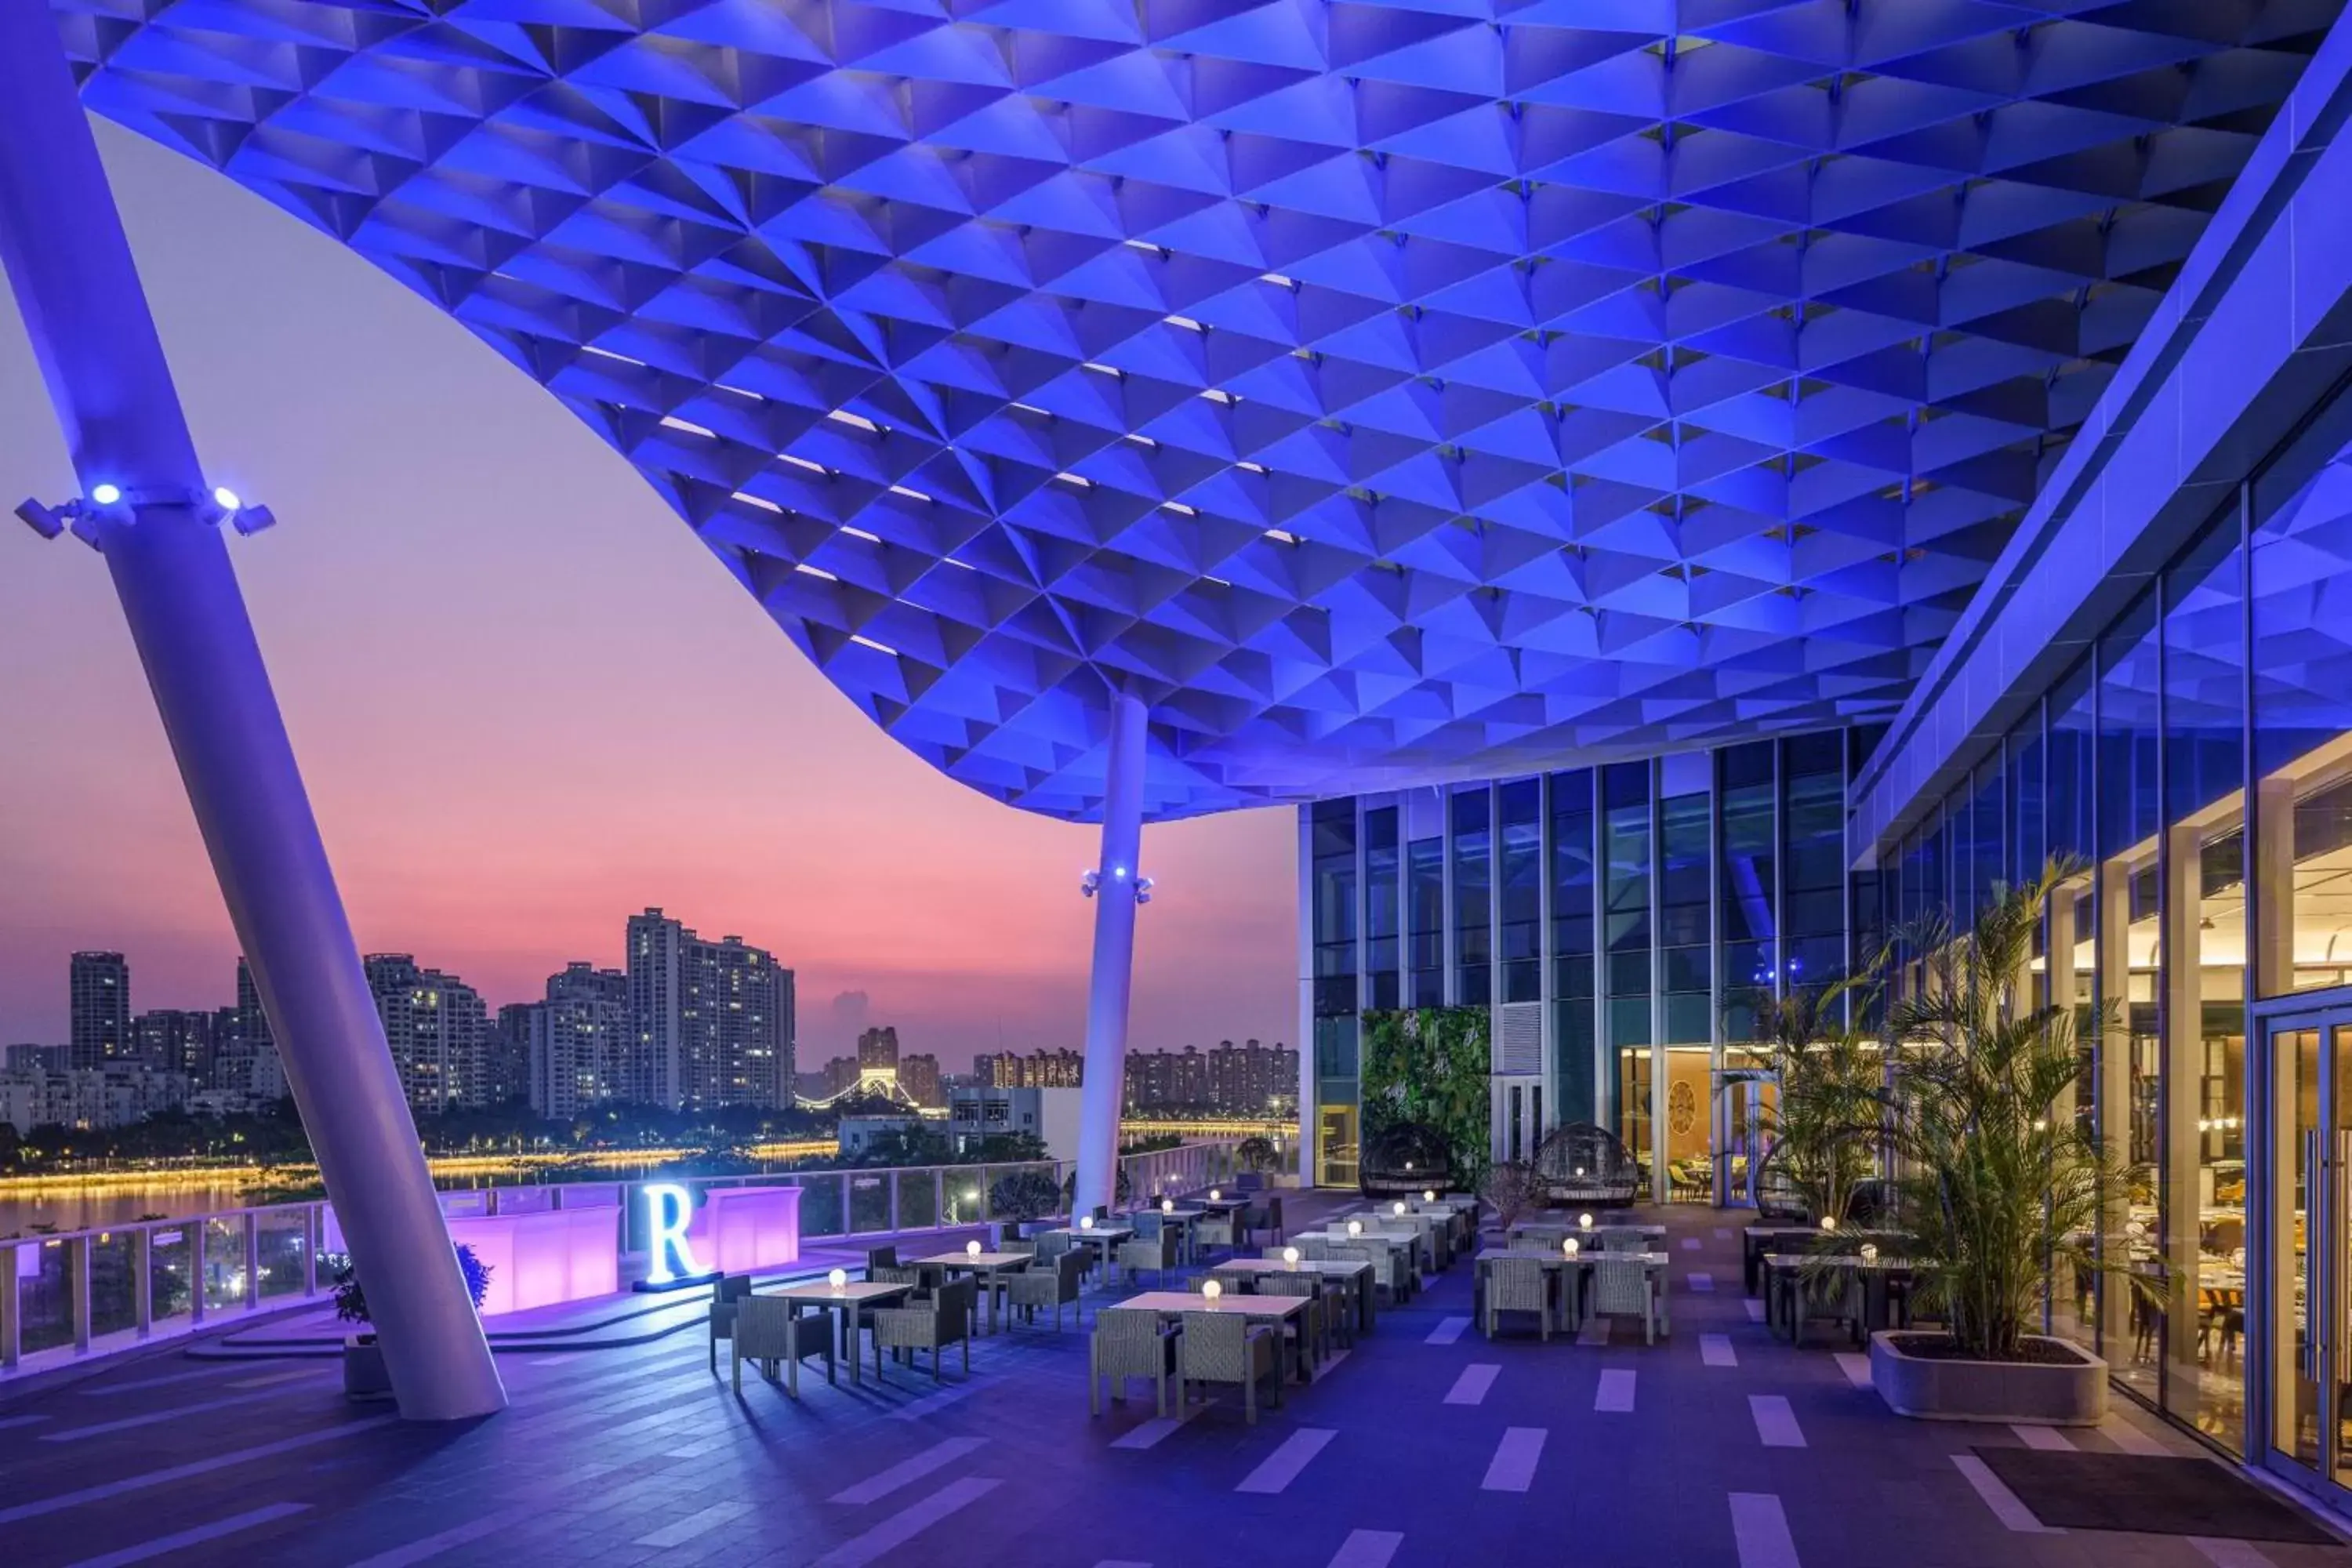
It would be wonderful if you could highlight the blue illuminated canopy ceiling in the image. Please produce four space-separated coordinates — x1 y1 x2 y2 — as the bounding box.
54 0 2342 819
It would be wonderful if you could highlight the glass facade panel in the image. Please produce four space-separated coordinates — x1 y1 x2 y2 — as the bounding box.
1719 742 1774 1045
2099 590 2165 1408
1551 770 1597 1128
2163 508 2247 1452
1365 806 1399 1011
1499 779 1542 1005
1603 762 1652 1151
1452 787 1493 1005
1784 733 1846 996
1408 828 1444 1009
1310 799 1356 1019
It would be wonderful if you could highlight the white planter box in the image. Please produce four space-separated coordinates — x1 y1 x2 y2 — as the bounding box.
1870 1330 2107 1425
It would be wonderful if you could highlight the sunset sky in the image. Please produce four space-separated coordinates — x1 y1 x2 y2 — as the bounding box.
0 121 1298 1070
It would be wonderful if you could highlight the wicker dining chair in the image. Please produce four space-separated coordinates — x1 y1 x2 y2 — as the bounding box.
1587 1255 1662 1344
1254 1271 1327 1367
728 1295 833 1393
1006 1248 1087 1331
863 1244 898 1282
1483 1256 1555 1341
1195 1212 1237 1256
1295 1236 1331 1261
707 1273 754 1374
1117 1228 1180 1288
1178 1311 1283 1425
1090 1307 1181 1417
1599 1227 1649 1254
870 1277 974 1383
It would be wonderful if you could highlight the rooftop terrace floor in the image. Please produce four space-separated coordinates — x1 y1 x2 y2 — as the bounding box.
2 1198 2340 1568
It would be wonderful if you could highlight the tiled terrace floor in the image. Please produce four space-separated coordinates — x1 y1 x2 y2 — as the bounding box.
2 1199 2343 1568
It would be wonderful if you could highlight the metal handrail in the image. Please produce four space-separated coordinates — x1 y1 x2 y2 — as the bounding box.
0 1138 1247 1377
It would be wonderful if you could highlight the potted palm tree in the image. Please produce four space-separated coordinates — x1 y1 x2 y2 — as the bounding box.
1868 864 2146 1425
332 1243 493 1400
1748 971 1886 1228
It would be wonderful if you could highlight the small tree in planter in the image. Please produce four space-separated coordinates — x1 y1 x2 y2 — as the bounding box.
1235 1135 1278 1176
1479 1160 1544 1243
1871 864 2151 1424
988 1168 1062 1227
332 1244 493 1401
1749 970 1886 1228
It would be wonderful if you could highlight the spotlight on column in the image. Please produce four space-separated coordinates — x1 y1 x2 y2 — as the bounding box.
1134 876 1155 906
1080 869 1101 898
230 504 278 536
13 498 64 539
89 482 122 506
212 486 241 511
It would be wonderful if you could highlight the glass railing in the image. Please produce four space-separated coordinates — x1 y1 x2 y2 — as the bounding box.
0 1139 1249 1378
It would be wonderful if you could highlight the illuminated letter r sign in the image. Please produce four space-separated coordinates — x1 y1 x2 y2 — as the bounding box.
644 1182 699 1285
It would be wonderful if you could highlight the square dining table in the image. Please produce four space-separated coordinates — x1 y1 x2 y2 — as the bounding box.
1114 1289 1319 1381
912 1250 1033 1334
764 1279 913 1397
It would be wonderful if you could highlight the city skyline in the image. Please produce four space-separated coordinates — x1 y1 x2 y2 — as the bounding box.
0 121 1295 1075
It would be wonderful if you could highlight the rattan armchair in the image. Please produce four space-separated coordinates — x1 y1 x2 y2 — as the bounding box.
1587 1255 1663 1345
1117 1228 1180 1288
870 1276 975 1382
1254 1270 1327 1368
1481 1257 1553 1341
1178 1311 1283 1425
1005 1248 1086 1331
1090 1306 1181 1417
708 1273 754 1374
728 1295 833 1393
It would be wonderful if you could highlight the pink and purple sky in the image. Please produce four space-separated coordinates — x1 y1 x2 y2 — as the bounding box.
0 122 1298 1071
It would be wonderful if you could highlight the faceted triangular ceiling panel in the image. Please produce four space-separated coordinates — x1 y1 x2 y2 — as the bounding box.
55 0 2343 819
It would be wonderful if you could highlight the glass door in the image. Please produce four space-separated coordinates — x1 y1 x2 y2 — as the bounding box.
2266 1011 2352 1495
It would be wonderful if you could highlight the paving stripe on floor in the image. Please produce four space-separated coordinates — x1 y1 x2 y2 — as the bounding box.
889 1382 980 1421
633 1501 753 1550
0 1416 395 1525
1749 1395 1805 1449
42 1386 339 1444
227 1368 326 1391
1577 1319 1610 1347
1700 1334 1737 1367
1833 1353 1872 1391
1237 1428 1336 1494
1729 1493 1799 1568
1425 1316 1469 1346
1682 1238 1700 1251
1109 1412 1195 1451
2010 1425 2073 1452
1327 1530 1403 1568
78 1365 240 1397
1715 1229 1733 1241
2102 1417 2170 1456
1443 1365 1499 1406
1480 1428 1546 1493
1093 1561 1154 1568
810 1477 1000 1568
0 1414 52 1432
1690 1272 1715 1293
829 1436 985 1505
1744 1298 1766 1323
1595 1370 1635 1413
342 1506 535 1568
1951 1454 2060 1533
2190 1539 2275 1567
67 1503 309 1568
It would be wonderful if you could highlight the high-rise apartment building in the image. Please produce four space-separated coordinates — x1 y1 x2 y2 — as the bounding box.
857 1025 898 1074
488 1002 532 1107
528 962 630 1120
1123 1040 1298 1114
68 952 129 1070
625 909 793 1111
208 957 285 1105
974 1047 1084 1089
363 954 489 1111
131 1008 216 1082
898 1052 943 1107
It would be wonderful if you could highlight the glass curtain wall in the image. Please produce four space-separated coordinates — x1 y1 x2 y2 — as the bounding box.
1603 763 1653 1156
1366 806 1400 1011
1660 766 1711 1195
1499 781 1543 1006
1551 770 1597 1128
1310 800 1359 1188
1408 815 1444 1010
1453 788 1493 1006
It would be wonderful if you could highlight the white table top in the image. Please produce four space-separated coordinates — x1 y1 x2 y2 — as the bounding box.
1212 1258 1373 1278
913 1251 1033 1269
1479 1248 1669 1267
769 1280 914 1305
1040 1225 1134 1243
1113 1290 1310 1319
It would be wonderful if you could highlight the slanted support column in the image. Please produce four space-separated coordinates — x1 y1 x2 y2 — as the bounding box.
1073 688 1149 1219
0 16 503 1420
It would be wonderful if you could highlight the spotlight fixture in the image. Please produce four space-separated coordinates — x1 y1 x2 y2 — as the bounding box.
89 483 122 506
1080 869 1101 898
212 486 241 510
1134 875 1155 906
13 498 63 539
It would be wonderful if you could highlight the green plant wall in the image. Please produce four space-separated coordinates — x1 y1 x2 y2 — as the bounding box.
1360 1007 1491 1186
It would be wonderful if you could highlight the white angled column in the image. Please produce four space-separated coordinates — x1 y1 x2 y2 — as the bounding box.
0 14 503 1419
1073 688 1149 1218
